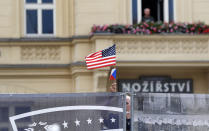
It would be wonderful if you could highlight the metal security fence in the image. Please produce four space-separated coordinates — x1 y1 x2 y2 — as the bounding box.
132 93 209 131
0 93 126 131
1 93 209 131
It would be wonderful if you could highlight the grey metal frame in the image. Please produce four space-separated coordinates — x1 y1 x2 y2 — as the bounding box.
122 93 127 131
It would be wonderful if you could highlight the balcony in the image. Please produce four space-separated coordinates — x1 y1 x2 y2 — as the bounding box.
91 35 209 67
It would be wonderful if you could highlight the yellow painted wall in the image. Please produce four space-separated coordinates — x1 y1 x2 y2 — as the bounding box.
56 0 74 37
0 0 209 94
0 0 20 37
73 74 94 92
0 42 72 64
0 78 72 93
0 0 74 38
0 0 209 37
193 0 209 24
74 0 128 35
175 0 209 24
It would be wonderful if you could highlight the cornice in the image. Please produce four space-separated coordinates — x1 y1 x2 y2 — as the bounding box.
117 60 209 68
91 34 209 41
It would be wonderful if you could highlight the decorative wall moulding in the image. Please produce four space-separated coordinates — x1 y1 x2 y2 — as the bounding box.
21 46 61 61
114 39 209 55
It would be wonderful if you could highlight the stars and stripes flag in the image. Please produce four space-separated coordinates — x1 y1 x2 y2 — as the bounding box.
85 44 116 70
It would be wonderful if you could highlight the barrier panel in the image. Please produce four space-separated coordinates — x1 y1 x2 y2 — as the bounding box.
2 92 209 131
133 93 209 131
0 93 125 131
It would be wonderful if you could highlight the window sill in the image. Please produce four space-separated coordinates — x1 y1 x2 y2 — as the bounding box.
24 34 55 38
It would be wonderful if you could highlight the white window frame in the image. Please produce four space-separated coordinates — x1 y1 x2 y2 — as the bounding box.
131 0 176 24
24 0 56 37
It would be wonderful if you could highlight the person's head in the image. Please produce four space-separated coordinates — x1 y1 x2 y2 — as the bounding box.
144 8 151 17
126 95 131 111
110 82 117 92
126 95 131 119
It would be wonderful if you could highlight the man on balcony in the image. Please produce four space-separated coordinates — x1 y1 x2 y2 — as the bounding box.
142 8 154 23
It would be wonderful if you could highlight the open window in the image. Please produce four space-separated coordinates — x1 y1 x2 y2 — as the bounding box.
132 0 175 24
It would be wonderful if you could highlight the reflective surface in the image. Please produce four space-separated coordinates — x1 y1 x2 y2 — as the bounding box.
26 0 37 3
133 93 209 131
26 10 38 34
0 93 124 131
42 10 54 34
42 0 53 3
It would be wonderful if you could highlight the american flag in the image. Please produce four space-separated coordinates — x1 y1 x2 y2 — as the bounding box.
85 45 116 70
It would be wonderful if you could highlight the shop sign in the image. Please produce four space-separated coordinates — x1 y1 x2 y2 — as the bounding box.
118 76 193 93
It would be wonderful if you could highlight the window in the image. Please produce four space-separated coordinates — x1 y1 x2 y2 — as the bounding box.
25 0 55 36
132 0 175 24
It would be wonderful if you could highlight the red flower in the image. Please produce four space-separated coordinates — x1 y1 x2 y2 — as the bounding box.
92 25 97 32
102 25 108 31
91 22 209 34
144 22 149 27
203 28 209 34
153 27 157 32
191 27 195 31
125 24 130 28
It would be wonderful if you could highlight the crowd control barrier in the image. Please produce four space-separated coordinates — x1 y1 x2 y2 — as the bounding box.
0 93 126 131
132 93 209 131
1 93 209 131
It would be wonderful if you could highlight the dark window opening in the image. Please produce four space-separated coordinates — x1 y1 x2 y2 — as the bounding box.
142 0 164 22
26 0 37 3
169 0 174 22
42 10 54 34
132 0 138 25
26 10 38 34
132 0 176 24
42 0 53 3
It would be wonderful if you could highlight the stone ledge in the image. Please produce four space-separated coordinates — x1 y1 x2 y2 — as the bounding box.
0 35 90 42
0 61 86 69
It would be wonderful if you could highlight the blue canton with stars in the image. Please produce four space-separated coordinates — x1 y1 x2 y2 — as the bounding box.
102 44 116 57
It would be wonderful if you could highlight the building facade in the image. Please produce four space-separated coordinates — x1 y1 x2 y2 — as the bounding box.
0 0 209 93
